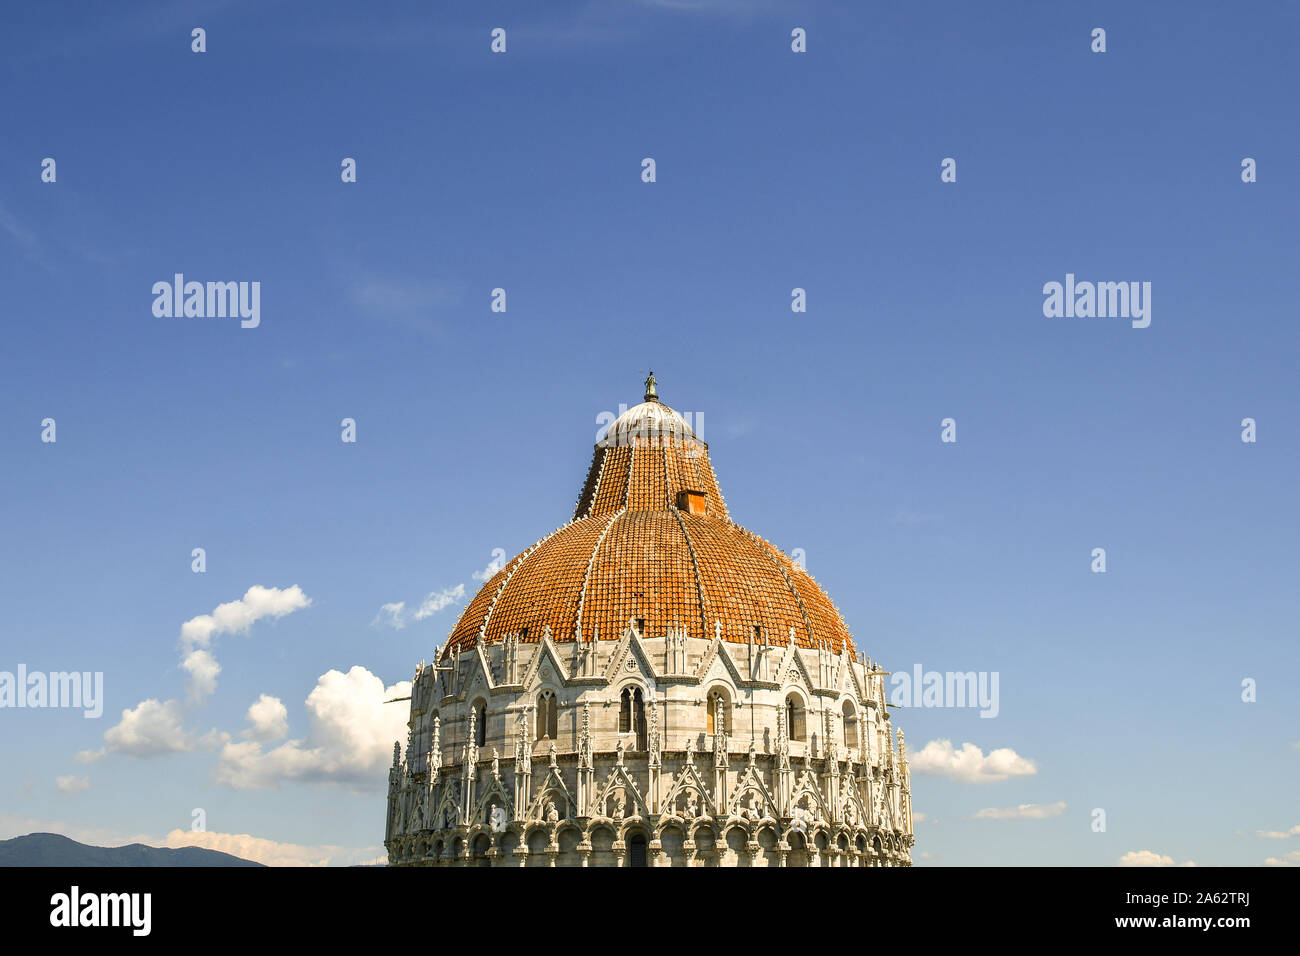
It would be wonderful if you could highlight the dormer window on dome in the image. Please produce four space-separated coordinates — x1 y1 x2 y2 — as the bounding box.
677 489 707 514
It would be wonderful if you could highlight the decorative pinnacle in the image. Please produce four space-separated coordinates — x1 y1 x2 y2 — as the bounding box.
644 369 658 403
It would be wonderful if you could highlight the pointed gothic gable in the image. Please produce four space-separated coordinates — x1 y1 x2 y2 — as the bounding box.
602 620 658 684
693 627 723 681
431 776 463 829
403 781 427 833
774 640 816 696
660 761 718 819
594 763 650 820
693 629 749 688
841 651 867 705
839 772 870 828
520 631 571 690
460 648 494 702
726 763 780 820
870 776 894 828
789 762 831 823
881 780 901 831
471 773 514 826
474 643 494 688
527 763 578 821
711 641 749 687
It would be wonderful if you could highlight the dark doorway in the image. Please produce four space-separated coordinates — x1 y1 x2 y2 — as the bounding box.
628 833 648 868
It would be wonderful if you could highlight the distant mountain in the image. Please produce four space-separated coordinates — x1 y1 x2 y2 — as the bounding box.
0 832 264 867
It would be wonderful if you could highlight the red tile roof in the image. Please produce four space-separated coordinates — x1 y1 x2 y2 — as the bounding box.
444 391 856 660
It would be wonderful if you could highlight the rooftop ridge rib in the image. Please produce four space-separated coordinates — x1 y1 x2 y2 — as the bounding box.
671 507 710 641
578 445 609 520
738 524 819 652
575 507 624 640
662 439 672 508
623 441 636 512
702 447 730 522
471 520 574 652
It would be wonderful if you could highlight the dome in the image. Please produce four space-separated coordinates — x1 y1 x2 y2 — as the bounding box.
444 374 856 659
598 399 695 446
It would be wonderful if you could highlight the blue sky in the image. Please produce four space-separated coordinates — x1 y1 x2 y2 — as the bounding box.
1 0 1296 865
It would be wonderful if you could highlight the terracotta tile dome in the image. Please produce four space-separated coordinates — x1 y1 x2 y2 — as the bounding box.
444 374 856 660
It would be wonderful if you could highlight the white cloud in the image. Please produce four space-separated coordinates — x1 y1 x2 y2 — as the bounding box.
214 666 411 790
1257 825 1300 839
374 581 466 629
180 585 312 652
972 801 1066 820
181 648 221 701
101 698 195 757
414 584 466 620
242 694 288 743
471 553 506 582
1264 850 1300 867
84 586 312 761
178 585 311 698
55 776 90 795
1118 850 1197 867
371 602 406 629
159 828 383 867
911 811 928 823
910 739 1038 783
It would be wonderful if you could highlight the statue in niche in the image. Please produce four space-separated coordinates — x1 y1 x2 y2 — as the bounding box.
544 798 560 824
412 787 426 830
682 791 698 821
490 804 509 833
743 793 761 823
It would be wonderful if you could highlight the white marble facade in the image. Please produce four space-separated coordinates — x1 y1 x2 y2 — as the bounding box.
385 622 914 867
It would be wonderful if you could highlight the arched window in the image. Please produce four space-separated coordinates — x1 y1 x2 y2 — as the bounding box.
619 687 646 749
472 699 487 748
536 691 558 740
472 833 491 868
842 700 858 750
706 688 729 735
785 693 806 741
